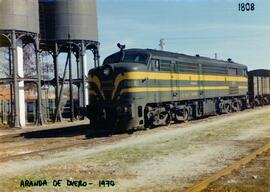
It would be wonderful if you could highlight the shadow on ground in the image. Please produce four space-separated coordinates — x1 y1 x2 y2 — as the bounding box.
18 124 125 139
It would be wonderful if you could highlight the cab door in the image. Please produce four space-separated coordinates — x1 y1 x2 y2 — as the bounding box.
198 64 204 99
149 59 160 104
171 61 178 101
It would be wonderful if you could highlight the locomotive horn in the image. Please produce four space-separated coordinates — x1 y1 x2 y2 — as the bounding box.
117 43 126 51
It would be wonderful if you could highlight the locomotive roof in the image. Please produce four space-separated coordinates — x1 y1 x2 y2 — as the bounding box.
248 69 270 77
125 48 247 68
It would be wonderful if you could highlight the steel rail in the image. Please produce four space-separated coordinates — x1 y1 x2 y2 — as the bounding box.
185 142 270 192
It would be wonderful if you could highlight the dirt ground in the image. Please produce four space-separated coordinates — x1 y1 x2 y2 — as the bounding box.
0 106 269 192
202 150 270 192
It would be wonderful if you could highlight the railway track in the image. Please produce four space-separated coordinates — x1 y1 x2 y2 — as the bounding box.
186 142 270 192
0 107 266 164
0 106 269 192
0 134 131 163
0 128 129 163
0 140 92 162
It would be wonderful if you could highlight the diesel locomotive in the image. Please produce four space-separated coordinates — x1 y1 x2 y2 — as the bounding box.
87 48 251 130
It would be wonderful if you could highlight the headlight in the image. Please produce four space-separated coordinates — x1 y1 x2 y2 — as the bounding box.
123 106 129 113
103 68 110 76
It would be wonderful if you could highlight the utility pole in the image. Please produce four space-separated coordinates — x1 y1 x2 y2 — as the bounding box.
159 38 165 51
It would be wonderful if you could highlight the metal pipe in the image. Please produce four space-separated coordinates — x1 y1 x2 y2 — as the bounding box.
76 50 80 108
53 42 62 121
93 48 100 67
93 49 97 68
97 50 100 67
54 53 69 122
8 47 13 126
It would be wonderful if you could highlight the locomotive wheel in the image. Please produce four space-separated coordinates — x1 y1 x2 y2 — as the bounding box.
254 99 260 106
150 113 160 127
158 112 169 126
236 101 241 111
165 112 172 125
183 109 189 122
175 108 189 122
232 100 241 112
149 111 170 127
223 103 231 113
263 97 269 105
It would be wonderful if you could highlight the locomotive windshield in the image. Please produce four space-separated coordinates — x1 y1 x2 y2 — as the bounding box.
103 51 149 65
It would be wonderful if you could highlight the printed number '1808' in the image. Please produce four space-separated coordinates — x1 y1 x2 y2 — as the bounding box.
238 3 255 11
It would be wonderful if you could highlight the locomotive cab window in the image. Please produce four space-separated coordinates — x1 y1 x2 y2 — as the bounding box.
150 59 160 71
103 51 149 65
244 69 247 76
103 52 122 65
123 52 149 64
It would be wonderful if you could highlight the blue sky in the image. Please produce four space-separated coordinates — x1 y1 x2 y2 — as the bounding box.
96 0 270 70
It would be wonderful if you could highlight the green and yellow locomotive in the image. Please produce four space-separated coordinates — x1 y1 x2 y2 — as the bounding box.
87 48 248 130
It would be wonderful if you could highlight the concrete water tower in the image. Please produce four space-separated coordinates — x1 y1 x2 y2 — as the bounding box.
39 0 100 122
0 0 43 127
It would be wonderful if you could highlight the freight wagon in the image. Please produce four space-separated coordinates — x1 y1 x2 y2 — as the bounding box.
248 69 270 105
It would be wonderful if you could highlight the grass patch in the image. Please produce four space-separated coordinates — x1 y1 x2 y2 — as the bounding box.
84 111 270 168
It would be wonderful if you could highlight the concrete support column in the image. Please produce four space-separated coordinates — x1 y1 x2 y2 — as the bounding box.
80 54 88 107
16 39 26 127
79 43 88 108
